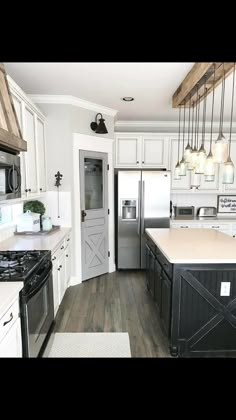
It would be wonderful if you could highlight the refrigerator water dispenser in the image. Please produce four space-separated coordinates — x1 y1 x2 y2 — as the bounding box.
122 200 137 220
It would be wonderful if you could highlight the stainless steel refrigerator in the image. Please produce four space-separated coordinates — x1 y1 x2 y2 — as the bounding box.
116 169 170 269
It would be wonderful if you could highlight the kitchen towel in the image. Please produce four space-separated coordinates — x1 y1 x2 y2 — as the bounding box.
43 332 131 358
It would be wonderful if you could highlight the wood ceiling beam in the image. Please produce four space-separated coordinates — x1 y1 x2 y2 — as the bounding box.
172 62 235 108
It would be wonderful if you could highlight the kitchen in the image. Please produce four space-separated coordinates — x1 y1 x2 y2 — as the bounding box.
0 62 236 357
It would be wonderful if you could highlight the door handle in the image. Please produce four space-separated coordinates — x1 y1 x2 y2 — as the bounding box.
81 210 87 222
138 180 141 235
141 181 145 234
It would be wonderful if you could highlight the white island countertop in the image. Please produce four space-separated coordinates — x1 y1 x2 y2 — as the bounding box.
0 282 23 318
0 227 71 253
145 228 236 264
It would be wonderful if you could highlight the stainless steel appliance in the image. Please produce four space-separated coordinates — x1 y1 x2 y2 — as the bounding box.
173 206 194 219
197 207 217 217
0 150 21 200
0 250 54 357
116 170 170 269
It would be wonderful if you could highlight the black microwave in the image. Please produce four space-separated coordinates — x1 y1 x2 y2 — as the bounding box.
0 150 21 200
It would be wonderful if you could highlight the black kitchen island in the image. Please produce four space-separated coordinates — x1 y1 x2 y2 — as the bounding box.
145 228 236 357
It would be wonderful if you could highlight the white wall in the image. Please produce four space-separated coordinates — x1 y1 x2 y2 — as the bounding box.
171 193 218 216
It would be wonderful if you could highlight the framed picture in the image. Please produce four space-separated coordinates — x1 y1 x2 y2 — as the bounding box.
217 195 236 213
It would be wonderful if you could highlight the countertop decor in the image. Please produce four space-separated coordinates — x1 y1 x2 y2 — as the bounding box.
217 195 236 213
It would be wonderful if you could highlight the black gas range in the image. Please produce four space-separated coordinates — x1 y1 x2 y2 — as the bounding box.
0 250 54 357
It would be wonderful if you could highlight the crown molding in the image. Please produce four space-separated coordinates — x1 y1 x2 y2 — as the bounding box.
28 95 118 117
115 120 236 131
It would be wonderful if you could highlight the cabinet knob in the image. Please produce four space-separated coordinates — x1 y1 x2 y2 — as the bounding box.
66 254 68 257
28 188 31 192
142 161 144 164
57 267 60 271
136 161 139 164
25 189 28 193
61 246 64 250
40 188 42 191
67 238 70 242
52 256 56 261
59 265 62 268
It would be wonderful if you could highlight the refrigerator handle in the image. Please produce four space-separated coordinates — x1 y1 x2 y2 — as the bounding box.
138 180 141 235
141 180 145 234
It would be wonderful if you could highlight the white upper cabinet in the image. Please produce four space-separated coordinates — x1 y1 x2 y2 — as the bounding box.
142 135 168 167
36 117 47 192
115 135 141 167
8 75 47 198
115 134 169 168
24 106 38 194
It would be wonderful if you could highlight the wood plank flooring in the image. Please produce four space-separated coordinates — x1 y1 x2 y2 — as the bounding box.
54 270 170 357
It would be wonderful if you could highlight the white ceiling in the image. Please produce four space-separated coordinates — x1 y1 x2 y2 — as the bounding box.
4 62 235 122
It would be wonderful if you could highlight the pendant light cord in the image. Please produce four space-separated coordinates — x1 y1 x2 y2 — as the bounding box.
191 100 195 149
219 63 225 134
229 62 236 157
177 107 181 162
194 85 199 148
182 100 186 157
210 63 216 153
202 82 207 147
196 94 201 149
187 94 191 145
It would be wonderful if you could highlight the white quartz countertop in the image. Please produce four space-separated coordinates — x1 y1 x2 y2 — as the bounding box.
0 282 23 318
145 228 236 264
0 227 71 253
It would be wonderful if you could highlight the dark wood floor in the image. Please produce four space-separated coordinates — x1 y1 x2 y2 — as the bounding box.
54 270 170 357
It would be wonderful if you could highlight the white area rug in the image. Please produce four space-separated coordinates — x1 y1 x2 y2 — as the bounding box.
43 332 131 358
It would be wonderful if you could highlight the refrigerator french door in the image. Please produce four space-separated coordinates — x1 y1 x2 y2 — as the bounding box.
117 170 170 269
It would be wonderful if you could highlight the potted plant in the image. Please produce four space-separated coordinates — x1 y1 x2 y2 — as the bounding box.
23 200 46 230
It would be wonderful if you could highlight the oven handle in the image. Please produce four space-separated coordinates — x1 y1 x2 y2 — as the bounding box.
22 263 53 302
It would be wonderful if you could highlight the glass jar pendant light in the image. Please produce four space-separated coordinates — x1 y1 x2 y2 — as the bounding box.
213 63 228 163
223 62 235 184
180 101 186 176
174 107 181 180
205 63 216 181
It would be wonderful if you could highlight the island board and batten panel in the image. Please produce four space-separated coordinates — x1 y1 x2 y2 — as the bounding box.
145 228 236 358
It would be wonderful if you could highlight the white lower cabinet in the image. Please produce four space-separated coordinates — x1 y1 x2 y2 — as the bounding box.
171 221 233 236
51 232 72 316
0 298 22 358
171 223 201 229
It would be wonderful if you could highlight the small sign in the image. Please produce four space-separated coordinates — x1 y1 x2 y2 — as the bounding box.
217 195 236 213
220 282 231 296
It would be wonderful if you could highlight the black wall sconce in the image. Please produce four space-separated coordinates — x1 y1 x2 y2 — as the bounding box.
90 113 108 134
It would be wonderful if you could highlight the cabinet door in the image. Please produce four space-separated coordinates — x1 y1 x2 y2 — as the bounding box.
145 244 151 290
115 135 141 167
224 140 236 192
52 267 60 316
65 243 71 286
149 249 155 298
0 318 22 358
161 271 171 337
58 251 66 303
11 93 27 197
169 138 190 190
36 117 47 192
24 106 37 193
142 136 168 167
154 258 162 313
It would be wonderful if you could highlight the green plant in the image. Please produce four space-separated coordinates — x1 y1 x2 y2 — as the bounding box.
23 200 46 216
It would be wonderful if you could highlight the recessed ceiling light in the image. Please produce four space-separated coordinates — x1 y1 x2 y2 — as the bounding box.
122 97 134 102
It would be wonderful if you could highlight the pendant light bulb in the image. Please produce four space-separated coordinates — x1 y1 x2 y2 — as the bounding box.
213 133 228 163
195 144 207 174
184 143 192 163
174 161 181 180
204 150 215 179
179 157 186 176
223 156 234 184
190 146 198 169
190 169 201 188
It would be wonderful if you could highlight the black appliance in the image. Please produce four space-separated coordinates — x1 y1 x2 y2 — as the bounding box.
0 250 54 357
0 150 21 200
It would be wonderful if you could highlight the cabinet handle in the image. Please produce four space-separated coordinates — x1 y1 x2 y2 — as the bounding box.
61 246 64 250
66 254 68 257
3 312 13 326
52 256 56 261
67 238 70 242
180 226 189 228
212 226 219 229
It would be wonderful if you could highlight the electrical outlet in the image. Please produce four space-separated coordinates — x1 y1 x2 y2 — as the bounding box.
220 282 231 296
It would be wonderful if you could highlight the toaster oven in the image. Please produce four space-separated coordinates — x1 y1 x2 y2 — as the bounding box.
174 206 195 219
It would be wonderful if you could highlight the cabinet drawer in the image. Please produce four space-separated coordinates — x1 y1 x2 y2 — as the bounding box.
156 249 172 279
0 298 19 344
171 223 201 229
202 224 229 230
51 239 65 267
146 236 156 255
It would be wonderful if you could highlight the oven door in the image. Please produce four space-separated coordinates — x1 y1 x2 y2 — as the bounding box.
21 267 54 358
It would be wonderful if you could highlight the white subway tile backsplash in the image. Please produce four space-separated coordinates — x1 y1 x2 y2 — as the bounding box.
171 193 218 216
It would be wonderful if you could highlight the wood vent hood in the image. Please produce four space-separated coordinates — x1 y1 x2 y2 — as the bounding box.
0 63 27 154
172 62 235 107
